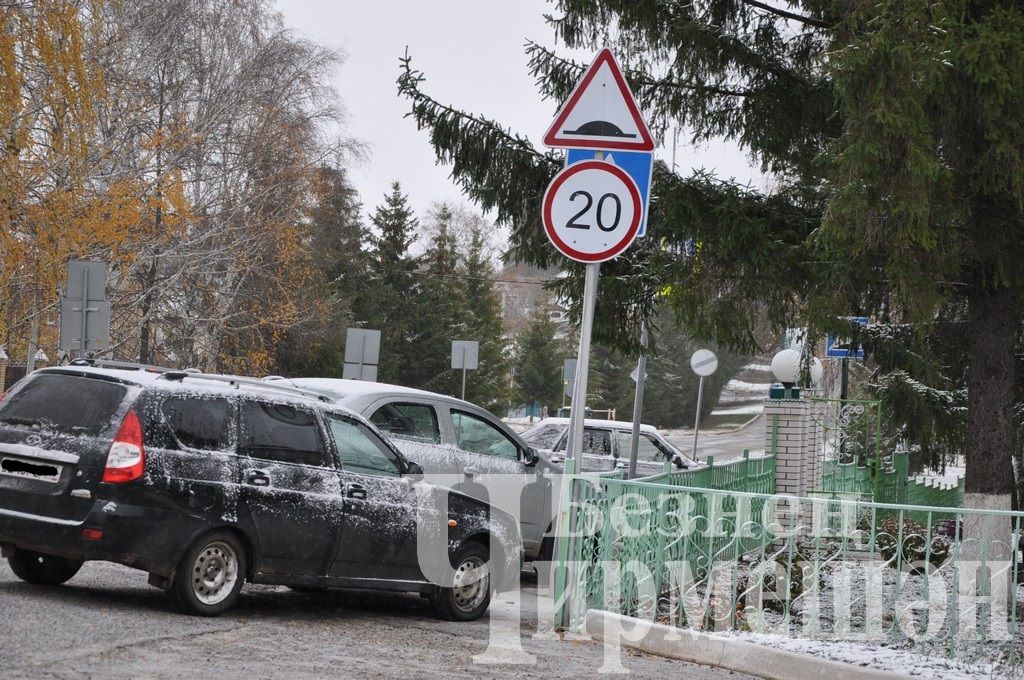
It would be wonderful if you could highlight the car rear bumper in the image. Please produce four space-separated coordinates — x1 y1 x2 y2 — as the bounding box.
0 498 205 577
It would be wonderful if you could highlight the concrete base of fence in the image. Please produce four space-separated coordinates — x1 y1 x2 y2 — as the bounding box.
584 610 906 680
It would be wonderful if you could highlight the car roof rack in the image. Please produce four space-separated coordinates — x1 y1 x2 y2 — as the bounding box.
68 358 185 374
67 358 335 404
174 373 335 403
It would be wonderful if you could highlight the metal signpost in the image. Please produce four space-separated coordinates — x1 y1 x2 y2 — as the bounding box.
451 340 479 401
826 316 868 400
626 321 650 479
59 260 111 358
690 348 719 460
561 357 576 412
342 328 381 382
543 48 654 629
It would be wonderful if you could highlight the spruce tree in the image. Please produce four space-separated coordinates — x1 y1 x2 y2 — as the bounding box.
357 181 420 386
513 308 565 414
276 163 367 376
408 204 467 393
397 2 1024 506
462 223 513 413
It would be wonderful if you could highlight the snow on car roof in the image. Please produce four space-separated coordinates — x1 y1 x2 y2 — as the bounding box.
36 365 363 417
527 417 659 434
283 377 479 408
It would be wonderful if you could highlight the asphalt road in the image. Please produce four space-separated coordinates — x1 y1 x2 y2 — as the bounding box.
664 415 765 462
0 560 749 679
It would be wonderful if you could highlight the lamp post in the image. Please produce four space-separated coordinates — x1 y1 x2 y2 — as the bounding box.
769 348 802 399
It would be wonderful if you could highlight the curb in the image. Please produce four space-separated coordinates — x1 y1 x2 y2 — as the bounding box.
583 610 907 680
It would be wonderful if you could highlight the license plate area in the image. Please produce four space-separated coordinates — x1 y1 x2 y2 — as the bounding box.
0 456 62 483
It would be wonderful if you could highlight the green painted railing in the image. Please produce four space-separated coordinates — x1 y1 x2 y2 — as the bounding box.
553 475 1024 668
637 450 776 495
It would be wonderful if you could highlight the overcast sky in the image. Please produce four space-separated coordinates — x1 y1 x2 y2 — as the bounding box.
274 0 763 220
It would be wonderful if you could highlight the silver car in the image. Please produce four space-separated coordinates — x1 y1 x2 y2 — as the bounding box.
273 378 557 561
520 417 698 476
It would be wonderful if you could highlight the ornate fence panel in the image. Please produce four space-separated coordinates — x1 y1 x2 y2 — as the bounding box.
809 398 883 495
554 475 1024 670
637 450 776 495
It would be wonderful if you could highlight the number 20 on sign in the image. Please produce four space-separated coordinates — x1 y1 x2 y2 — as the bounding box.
542 160 642 263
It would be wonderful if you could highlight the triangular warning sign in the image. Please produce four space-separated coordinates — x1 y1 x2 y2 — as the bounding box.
543 48 654 152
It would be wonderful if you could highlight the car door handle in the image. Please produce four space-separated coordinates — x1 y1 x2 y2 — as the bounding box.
245 469 271 487
345 483 367 500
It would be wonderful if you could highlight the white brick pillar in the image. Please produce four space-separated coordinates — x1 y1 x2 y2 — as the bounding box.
0 347 7 390
765 396 816 498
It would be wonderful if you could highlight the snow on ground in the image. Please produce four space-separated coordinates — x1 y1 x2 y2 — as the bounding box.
711 403 764 416
731 633 1006 680
722 379 774 393
742 363 772 372
915 459 967 489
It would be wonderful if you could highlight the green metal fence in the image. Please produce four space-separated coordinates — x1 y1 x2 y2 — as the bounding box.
638 450 776 495
810 398 883 469
554 474 1024 669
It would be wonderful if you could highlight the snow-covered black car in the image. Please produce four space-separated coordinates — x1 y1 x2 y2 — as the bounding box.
0 361 520 619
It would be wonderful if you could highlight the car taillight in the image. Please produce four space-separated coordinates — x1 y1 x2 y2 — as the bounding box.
103 410 145 483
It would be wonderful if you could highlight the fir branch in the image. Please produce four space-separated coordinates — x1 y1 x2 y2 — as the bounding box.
740 0 832 29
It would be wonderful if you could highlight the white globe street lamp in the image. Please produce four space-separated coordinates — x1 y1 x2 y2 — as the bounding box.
771 348 801 386
810 357 824 387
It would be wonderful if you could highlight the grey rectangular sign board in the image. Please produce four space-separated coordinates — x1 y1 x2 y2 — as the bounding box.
66 260 108 302
342 362 378 382
59 300 111 351
344 328 381 366
563 358 577 398
451 340 479 370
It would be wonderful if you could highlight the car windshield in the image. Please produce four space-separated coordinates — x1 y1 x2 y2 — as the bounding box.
522 423 566 450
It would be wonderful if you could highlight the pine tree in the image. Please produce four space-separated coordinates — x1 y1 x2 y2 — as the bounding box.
397 2 1024 506
461 223 513 413
356 181 421 385
513 308 565 414
276 163 367 376
408 204 467 393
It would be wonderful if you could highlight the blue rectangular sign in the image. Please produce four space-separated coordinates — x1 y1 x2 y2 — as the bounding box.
567 148 653 236
826 317 869 359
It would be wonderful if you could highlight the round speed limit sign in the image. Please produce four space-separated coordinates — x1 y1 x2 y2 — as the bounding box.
542 160 642 263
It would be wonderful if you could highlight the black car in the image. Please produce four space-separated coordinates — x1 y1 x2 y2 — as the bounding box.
0 362 520 619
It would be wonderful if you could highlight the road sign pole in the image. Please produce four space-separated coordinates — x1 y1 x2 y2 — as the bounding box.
840 357 849 400
79 266 89 356
692 375 705 460
567 262 600 464
626 319 649 479
461 365 467 401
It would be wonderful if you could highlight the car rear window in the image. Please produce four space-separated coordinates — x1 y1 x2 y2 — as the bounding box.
0 373 127 436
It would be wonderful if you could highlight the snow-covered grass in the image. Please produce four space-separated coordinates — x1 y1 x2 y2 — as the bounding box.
711 403 764 416
742 363 773 372
731 632 1009 680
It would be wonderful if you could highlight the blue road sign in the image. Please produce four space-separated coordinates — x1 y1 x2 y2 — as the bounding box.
567 148 653 236
826 316 869 359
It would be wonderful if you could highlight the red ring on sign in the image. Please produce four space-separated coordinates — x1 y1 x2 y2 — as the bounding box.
542 160 642 263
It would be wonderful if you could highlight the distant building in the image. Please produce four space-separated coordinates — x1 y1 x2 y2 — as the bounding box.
495 261 569 337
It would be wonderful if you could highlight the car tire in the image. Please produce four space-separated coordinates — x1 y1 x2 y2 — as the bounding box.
169 530 246 617
8 548 82 585
430 542 492 622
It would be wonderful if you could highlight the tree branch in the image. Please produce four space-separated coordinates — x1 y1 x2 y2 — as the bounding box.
741 0 831 29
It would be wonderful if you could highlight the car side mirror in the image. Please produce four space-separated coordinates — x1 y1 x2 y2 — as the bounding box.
520 447 540 467
405 461 424 476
